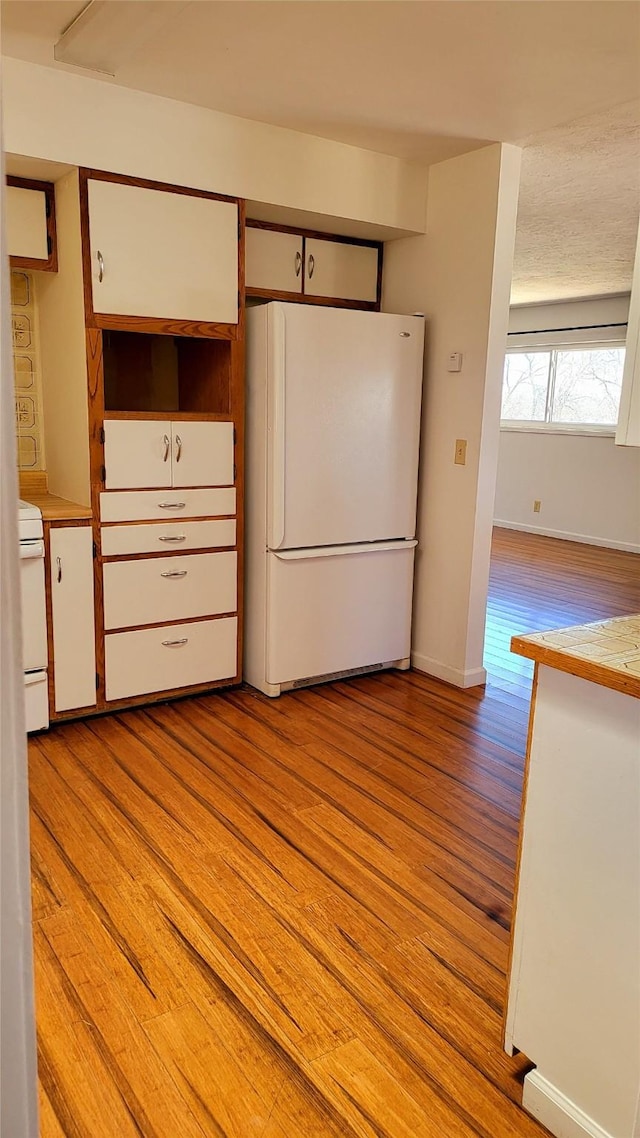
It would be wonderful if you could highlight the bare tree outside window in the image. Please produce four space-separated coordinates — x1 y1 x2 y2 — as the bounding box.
552 348 624 425
502 345 625 427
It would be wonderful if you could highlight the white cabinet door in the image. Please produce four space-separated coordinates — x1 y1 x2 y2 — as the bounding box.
246 228 303 293
305 238 379 303
104 420 172 490
50 527 96 712
87 179 238 323
6 185 49 260
171 421 234 487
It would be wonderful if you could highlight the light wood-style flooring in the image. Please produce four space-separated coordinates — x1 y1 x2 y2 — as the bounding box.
29 529 640 1137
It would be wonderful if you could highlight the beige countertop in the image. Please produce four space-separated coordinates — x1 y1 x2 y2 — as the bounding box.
512 614 640 700
19 472 92 522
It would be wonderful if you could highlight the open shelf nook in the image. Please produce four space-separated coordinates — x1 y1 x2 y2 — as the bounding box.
103 330 231 415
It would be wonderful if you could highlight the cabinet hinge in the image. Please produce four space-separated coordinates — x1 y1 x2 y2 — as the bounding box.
47 235 53 256
233 426 237 444
233 463 237 482
96 673 100 689
92 541 97 559
100 465 106 483
99 426 105 444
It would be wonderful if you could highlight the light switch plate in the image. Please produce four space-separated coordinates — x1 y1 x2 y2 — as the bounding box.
448 352 463 372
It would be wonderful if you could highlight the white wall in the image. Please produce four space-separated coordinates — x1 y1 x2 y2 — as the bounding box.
1 57 428 236
496 295 640 552
383 143 522 688
0 101 39 1138
495 432 640 552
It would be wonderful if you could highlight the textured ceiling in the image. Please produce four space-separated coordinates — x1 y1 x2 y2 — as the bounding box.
512 100 640 304
1 0 639 303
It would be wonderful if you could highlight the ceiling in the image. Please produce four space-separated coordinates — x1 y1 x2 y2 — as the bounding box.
2 0 639 302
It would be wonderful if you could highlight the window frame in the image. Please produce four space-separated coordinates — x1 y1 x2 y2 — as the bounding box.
500 339 627 436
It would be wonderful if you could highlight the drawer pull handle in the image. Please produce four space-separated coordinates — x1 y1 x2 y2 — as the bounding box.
307 252 315 280
158 502 186 510
159 535 186 543
97 250 104 282
162 638 188 647
56 556 62 583
175 434 183 463
161 570 188 579
163 434 171 463
295 250 302 277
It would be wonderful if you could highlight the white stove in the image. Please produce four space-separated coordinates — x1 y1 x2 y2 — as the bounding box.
18 498 49 731
19 498 44 542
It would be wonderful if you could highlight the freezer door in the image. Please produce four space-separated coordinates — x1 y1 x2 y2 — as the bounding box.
265 541 416 688
267 304 424 550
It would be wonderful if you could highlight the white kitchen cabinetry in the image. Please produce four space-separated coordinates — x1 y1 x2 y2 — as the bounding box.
100 518 236 557
105 617 238 702
245 223 380 306
103 551 237 629
87 177 238 324
6 183 49 260
103 420 235 490
246 228 303 293
49 526 96 713
305 238 379 303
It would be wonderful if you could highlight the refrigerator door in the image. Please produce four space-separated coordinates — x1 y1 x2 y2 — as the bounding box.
263 540 416 691
267 304 424 550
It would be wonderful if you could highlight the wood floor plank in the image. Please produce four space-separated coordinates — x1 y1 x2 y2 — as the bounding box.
31 530 638 1137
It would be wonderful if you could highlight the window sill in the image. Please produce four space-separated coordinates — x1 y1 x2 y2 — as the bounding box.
500 423 616 438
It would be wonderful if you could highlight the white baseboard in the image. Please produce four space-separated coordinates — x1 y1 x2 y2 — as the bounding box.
411 652 487 689
494 520 640 554
523 1071 616 1138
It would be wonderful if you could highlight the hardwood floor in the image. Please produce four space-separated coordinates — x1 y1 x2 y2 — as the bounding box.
29 529 639 1137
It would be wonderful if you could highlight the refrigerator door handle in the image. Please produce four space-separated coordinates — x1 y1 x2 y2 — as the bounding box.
273 539 417 561
270 305 287 549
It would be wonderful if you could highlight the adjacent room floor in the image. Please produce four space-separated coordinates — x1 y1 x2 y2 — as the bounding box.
28 529 640 1138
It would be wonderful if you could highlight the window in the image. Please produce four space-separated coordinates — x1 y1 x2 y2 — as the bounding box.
501 345 626 429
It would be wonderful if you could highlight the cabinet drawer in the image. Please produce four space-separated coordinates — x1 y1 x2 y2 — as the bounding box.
105 616 238 701
101 519 236 557
100 488 236 522
103 551 237 630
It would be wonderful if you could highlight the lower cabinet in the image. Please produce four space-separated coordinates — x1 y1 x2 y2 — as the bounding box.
99 431 240 704
49 526 96 713
105 617 238 701
102 551 237 629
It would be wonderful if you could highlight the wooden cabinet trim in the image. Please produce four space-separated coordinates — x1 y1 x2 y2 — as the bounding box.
246 217 382 250
7 175 58 273
246 287 378 311
80 167 239 207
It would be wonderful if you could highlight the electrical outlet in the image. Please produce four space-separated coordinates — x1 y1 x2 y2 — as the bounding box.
533 500 541 513
454 439 467 465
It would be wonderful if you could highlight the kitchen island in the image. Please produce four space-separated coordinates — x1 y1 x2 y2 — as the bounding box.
504 615 640 1138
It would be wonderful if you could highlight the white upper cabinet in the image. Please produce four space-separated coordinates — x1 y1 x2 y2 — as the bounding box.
103 419 234 490
305 238 379 303
246 228 303 293
87 178 239 324
245 223 380 306
6 184 49 260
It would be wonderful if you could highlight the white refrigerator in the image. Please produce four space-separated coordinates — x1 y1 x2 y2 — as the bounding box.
245 302 424 697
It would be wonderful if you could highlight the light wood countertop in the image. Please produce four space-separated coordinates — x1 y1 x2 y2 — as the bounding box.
19 472 92 522
512 614 640 699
